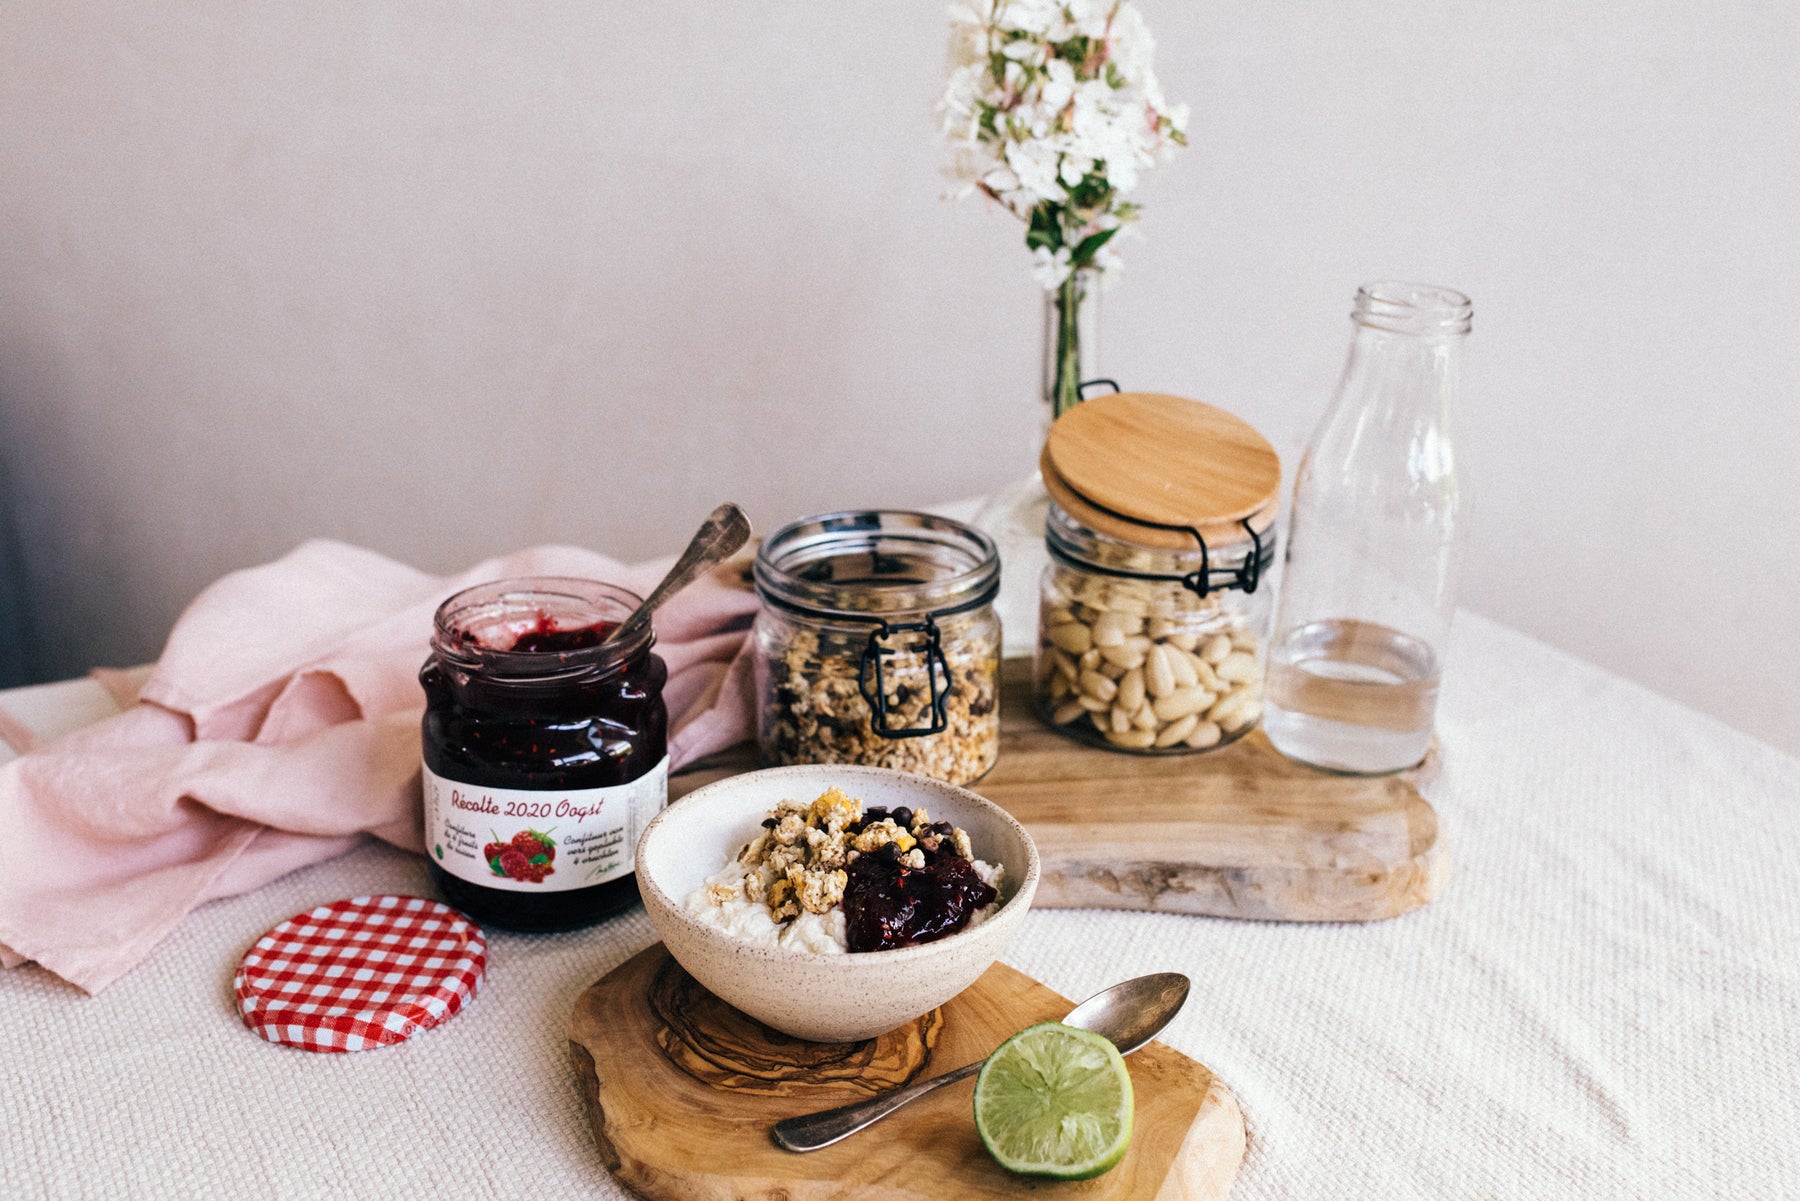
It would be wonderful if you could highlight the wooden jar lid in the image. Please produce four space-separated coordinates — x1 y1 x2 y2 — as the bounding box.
1042 392 1281 551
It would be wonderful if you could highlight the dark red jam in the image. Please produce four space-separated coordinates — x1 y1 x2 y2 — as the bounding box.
841 806 999 952
420 579 667 933
487 615 612 654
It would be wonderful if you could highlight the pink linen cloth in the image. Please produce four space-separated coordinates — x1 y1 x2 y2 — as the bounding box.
0 540 761 994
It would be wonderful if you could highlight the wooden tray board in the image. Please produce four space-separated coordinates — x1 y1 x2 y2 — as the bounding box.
570 944 1245 1200
676 660 1445 923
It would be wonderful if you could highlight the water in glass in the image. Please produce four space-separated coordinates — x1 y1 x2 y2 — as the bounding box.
1264 619 1439 773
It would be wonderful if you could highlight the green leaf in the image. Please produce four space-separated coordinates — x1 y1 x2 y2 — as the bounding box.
1026 204 1065 253
530 854 549 866
488 857 506 876
434 845 444 860
1071 226 1120 268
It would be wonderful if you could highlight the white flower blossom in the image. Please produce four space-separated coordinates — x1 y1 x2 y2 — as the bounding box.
1031 245 1075 288
936 0 1188 289
1005 140 1066 204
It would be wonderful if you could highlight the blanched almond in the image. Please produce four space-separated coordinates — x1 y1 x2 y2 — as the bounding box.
1100 643 1146 670
1207 688 1254 727
1048 622 1093 655
1090 612 1129 648
1168 647 1199 689
1152 686 1216 722
1185 720 1223 749
1146 644 1177 698
1079 670 1118 702
1116 666 1146 713
1216 651 1258 683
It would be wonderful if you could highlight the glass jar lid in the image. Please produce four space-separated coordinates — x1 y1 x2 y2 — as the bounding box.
754 510 1000 622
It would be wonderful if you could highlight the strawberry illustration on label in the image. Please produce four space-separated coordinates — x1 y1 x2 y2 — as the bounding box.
483 828 557 884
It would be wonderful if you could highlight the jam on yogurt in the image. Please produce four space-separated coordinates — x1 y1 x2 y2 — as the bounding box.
840 807 998 951
420 577 668 932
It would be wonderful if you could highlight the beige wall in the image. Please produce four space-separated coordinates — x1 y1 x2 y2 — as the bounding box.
2 1 1797 756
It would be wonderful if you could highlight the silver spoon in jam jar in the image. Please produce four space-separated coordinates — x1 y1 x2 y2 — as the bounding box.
770 972 1191 1153
603 502 751 647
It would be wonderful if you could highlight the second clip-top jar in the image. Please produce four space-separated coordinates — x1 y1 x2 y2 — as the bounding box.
1033 393 1281 753
753 511 1002 785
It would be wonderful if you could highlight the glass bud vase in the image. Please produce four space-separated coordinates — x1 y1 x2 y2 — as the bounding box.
1264 282 1472 773
976 268 1104 658
1044 268 1103 418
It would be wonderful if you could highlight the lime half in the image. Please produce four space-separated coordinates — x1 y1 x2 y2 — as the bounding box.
973 1021 1135 1179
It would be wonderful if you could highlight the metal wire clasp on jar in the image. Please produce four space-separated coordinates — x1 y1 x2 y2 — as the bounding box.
752 511 1002 786
1035 504 1275 753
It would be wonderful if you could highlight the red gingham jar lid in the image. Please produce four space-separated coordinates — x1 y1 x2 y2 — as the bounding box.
234 895 486 1053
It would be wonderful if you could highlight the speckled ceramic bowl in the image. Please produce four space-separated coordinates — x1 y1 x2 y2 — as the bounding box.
636 764 1039 1043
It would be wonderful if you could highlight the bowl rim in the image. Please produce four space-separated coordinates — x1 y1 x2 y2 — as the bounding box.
637 763 1040 968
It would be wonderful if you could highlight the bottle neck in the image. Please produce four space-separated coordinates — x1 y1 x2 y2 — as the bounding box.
1320 284 1469 456
1352 282 1472 336
1339 325 1464 415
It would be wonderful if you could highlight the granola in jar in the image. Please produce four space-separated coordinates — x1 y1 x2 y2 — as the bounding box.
753 512 1001 785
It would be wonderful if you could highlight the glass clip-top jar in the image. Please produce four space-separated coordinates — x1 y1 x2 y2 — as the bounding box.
1035 392 1282 754
419 577 668 932
753 511 1002 785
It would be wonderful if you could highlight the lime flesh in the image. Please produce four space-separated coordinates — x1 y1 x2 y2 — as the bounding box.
973 1022 1134 1179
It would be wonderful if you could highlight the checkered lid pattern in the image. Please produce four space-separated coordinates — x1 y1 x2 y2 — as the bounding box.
234 895 486 1053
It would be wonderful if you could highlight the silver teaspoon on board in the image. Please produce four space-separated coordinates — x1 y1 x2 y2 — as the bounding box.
770 971 1191 1153
603 502 751 647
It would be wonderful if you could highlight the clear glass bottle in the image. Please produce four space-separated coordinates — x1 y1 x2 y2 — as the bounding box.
1264 283 1472 773
752 511 1002 785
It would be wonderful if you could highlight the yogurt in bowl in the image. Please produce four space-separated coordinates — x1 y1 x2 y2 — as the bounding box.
683 786 1005 955
636 765 1039 1042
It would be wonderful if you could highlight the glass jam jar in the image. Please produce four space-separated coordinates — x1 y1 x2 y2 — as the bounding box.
753 511 1001 785
419 577 668 931
1033 391 1281 754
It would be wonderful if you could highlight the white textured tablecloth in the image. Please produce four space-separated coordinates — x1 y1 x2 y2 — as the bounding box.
2 611 1796 1199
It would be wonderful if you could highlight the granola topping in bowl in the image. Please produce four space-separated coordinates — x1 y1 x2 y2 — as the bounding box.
684 787 1002 954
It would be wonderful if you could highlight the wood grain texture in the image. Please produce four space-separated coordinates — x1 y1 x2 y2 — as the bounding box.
1042 392 1281 546
676 661 1446 924
569 944 1245 1201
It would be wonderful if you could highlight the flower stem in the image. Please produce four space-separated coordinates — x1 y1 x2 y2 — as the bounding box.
1052 271 1083 419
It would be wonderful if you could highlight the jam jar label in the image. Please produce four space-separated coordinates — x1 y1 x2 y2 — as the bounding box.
421 757 669 893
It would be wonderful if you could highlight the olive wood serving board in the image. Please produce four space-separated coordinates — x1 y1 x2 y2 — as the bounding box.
569 944 1245 1200
675 660 1446 923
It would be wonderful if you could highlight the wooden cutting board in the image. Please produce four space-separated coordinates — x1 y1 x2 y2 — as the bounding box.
675 661 1446 923
569 944 1245 1200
